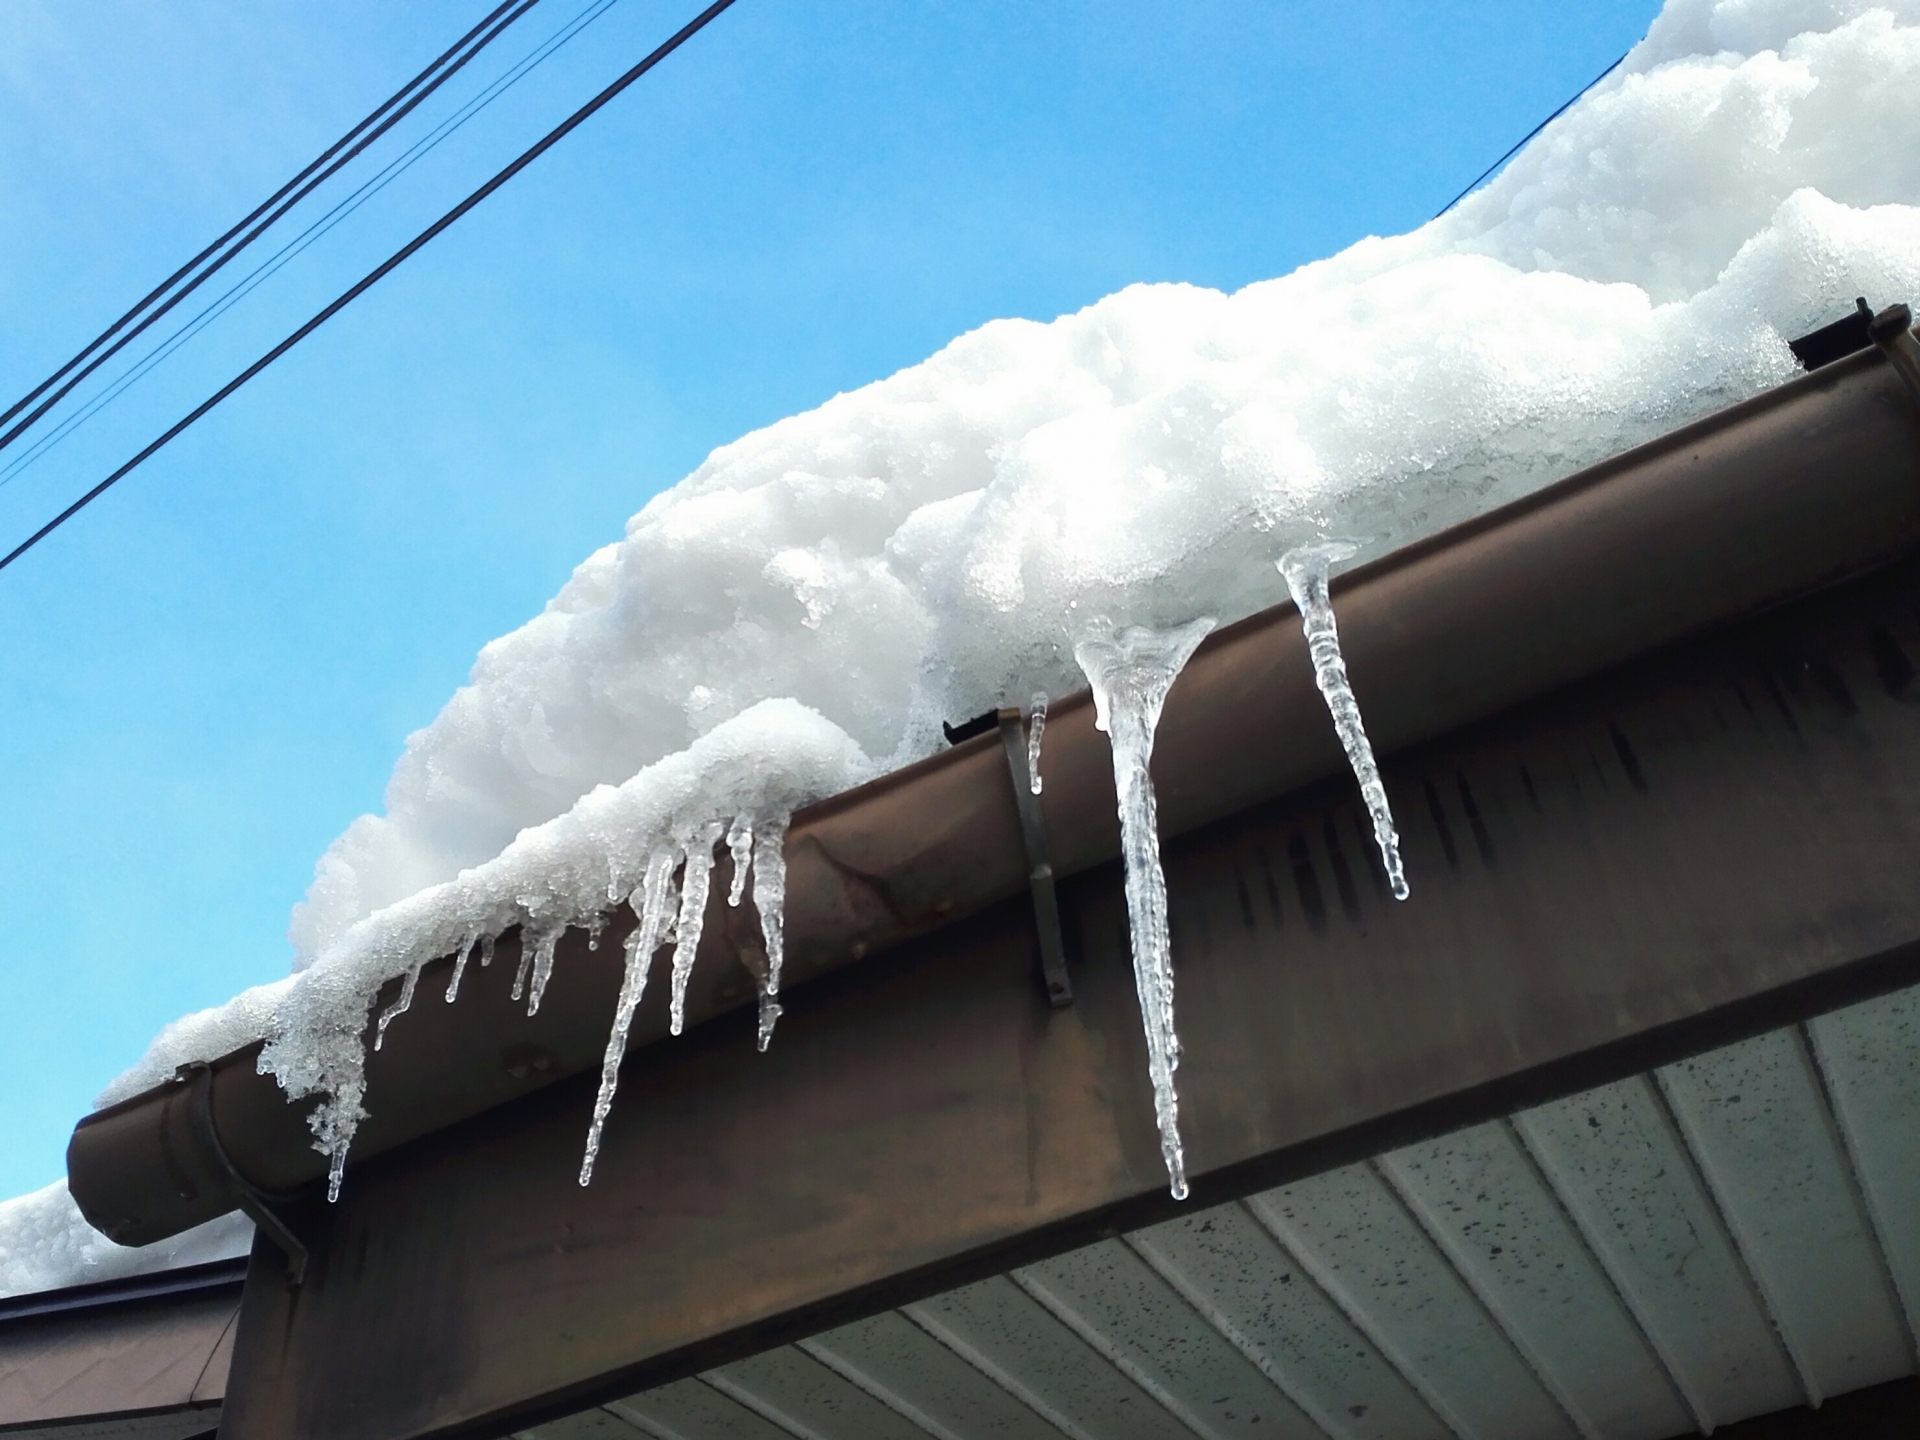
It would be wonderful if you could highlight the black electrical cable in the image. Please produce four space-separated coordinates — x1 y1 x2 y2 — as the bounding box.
0 0 543 455
1433 50 1629 220
0 0 741 576
0 0 622 496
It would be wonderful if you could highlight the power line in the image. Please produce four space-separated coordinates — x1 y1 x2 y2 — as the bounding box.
0 0 624 496
1433 51 1628 220
0 0 543 457
0 0 741 576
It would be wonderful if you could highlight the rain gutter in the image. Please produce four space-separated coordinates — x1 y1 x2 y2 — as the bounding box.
68 319 1920 1251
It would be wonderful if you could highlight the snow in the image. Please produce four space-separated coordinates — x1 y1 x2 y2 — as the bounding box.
0 1182 252 1301
2 0 1916 1293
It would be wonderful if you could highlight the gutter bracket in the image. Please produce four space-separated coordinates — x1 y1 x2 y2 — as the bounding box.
1870 303 1920 411
177 1062 310 1287
998 708 1074 1007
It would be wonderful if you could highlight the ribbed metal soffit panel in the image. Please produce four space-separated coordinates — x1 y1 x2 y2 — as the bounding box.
519 980 1920 1440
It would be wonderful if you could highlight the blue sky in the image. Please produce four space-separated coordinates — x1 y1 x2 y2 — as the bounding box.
0 0 1660 1199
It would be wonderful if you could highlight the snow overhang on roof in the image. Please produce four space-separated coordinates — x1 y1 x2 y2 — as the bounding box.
51 316 1920 1440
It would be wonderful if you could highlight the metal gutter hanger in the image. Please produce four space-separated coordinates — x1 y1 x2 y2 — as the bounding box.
998 708 1073 1006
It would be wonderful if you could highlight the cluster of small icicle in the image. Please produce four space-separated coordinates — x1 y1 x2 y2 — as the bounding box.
345 812 791 1201
578 812 788 1185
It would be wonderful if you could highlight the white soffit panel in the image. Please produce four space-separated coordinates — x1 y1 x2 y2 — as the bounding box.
1246 1167 1577 1440
611 1378 794 1440
1013 1238 1323 1440
1807 984 1920 1354
707 1348 933 1440
903 1276 1183 1440
1656 1027 1911 1401
1129 1204 1447 1440
799 1310 1065 1440
1379 1121 1694 1440
1512 1077 1804 1429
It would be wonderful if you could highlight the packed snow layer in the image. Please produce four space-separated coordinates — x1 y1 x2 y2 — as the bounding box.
289 0 1920 969
0 1181 251 1300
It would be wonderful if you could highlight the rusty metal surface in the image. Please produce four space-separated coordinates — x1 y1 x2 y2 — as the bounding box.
68 347 1920 1250
213 546 1920 1440
0 1271 236 1434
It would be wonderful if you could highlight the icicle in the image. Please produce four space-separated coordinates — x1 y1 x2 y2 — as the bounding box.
1027 691 1048 795
525 927 564 1016
444 936 477 1003
726 816 754 906
373 964 421 1052
1074 615 1215 1200
670 822 725 1035
1278 541 1409 901
746 814 792 1051
509 932 535 1003
752 816 789 996
478 933 497 968
579 847 679 1185
328 1150 347 1204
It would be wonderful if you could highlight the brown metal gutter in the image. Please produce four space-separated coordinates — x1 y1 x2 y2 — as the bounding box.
68 334 1920 1249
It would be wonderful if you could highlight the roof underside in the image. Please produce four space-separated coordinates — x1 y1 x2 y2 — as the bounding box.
522 981 1920 1440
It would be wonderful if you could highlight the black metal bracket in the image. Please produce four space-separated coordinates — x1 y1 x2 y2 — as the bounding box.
177 1061 310 1287
1870 303 1920 411
997 708 1073 1007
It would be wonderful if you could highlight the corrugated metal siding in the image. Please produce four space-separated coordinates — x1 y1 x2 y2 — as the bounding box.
522 983 1920 1440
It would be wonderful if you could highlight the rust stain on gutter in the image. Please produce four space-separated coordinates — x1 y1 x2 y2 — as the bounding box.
69 342 1920 1249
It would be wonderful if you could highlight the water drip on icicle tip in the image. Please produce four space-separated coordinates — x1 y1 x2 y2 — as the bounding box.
725 816 754 906
373 964 421 1051
670 822 724 1036
1073 614 1215 1200
1027 692 1048 795
1277 541 1409 901
525 927 564 1016
579 846 679 1186
444 936 478 1003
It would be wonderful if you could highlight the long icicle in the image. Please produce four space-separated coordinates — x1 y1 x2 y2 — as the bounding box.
1074 615 1215 1200
579 846 679 1185
1278 541 1409 900
669 822 724 1035
752 813 790 1051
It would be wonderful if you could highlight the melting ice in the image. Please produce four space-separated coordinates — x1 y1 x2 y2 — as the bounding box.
1279 543 1409 900
1075 615 1216 1200
670 823 725 1036
1026 692 1048 795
